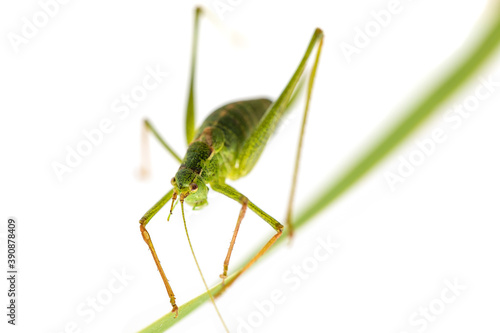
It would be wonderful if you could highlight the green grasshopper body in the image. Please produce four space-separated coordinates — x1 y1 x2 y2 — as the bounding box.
174 98 272 208
138 7 323 327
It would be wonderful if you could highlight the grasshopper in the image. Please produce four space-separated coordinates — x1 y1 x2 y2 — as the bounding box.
138 7 323 327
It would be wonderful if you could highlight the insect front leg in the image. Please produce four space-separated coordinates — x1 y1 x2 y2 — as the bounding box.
211 183 283 294
138 188 180 316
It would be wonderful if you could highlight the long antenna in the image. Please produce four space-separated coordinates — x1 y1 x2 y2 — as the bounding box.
180 200 229 333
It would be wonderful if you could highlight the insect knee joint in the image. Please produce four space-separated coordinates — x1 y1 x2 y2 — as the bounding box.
140 224 151 242
239 196 248 205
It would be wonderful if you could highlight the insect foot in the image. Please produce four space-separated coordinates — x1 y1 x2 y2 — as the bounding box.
220 264 229 284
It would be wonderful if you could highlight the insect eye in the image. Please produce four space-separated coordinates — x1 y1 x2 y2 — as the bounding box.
189 183 198 193
171 177 176 186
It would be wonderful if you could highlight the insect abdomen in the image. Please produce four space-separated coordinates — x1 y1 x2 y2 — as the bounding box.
187 98 272 182
196 98 272 152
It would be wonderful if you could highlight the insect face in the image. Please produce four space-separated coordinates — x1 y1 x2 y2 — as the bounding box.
171 169 208 208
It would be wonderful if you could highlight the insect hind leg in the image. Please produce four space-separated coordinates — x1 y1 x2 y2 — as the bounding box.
211 183 283 295
235 29 324 240
235 29 324 178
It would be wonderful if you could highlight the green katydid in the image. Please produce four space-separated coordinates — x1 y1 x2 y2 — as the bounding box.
138 7 323 330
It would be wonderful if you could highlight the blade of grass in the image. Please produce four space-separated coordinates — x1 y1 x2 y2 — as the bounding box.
139 4 500 332
293 11 500 230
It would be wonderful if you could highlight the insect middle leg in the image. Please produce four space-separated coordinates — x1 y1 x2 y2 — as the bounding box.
139 6 203 174
219 196 248 282
139 119 182 179
211 183 283 293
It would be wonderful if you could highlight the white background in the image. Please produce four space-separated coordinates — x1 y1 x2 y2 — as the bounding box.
1 0 500 332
